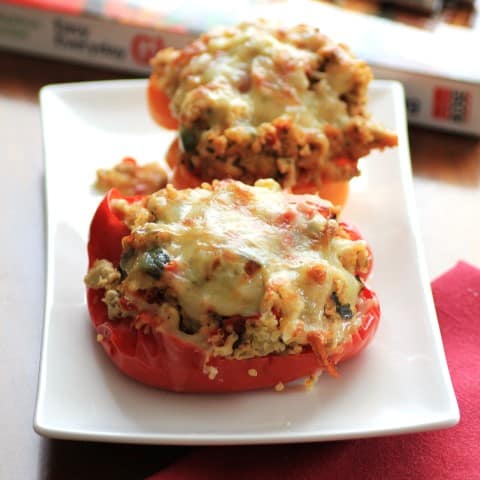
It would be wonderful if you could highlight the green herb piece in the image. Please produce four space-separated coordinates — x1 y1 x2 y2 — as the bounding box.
139 248 170 279
180 127 198 153
119 248 135 277
331 291 353 320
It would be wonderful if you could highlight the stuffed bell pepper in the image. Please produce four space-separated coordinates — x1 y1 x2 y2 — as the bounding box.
84 179 380 392
148 20 397 205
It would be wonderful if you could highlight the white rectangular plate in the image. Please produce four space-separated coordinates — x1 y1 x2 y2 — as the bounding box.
34 79 459 445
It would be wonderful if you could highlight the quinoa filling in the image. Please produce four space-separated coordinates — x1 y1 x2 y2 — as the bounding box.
85 180 372 361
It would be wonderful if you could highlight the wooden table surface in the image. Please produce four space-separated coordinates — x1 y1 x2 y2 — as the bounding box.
1 50 479 479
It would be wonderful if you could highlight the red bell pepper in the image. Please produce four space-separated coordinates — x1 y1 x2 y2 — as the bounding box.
86 189 380 392
147 75 179 130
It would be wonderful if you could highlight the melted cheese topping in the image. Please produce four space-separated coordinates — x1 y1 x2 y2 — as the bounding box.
107 180 370 355
161 22 358 132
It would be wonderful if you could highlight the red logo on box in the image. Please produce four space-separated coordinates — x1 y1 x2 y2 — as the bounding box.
131 34 164 65
433 87 471 123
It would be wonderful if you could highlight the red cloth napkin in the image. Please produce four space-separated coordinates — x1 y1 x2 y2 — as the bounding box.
147 261 480 480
